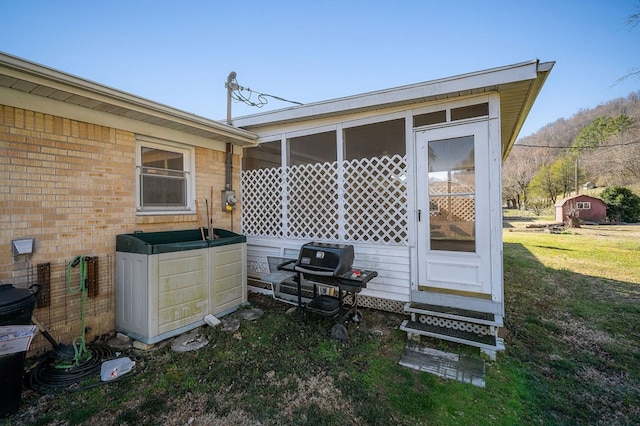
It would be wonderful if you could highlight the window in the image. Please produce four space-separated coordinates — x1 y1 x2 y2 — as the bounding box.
428 135 476 252
288 132 337 166
136 139 193 212
577 202 591 209
450 103 489 121
243 141 282 170
344 119 405 160
414 110 446 127
414 103 489 128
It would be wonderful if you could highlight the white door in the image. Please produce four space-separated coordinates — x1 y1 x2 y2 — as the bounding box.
415 121 492 298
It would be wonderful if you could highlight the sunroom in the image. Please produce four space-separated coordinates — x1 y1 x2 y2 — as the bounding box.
234 60 554 355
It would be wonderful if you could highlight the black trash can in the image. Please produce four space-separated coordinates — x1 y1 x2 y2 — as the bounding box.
0 284 37 418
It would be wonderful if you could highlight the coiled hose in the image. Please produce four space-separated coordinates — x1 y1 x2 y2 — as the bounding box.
28 343 116 394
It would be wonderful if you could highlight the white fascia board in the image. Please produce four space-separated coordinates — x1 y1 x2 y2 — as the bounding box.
233 60 540 128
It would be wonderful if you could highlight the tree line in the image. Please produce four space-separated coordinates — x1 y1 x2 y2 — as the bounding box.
503 91 640 215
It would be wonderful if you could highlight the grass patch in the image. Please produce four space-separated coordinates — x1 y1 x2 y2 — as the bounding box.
7 226 640 425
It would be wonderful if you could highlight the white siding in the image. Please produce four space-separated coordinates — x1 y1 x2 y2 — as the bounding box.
246 236 410 302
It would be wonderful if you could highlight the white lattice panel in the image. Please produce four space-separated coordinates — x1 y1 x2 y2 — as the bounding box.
428 179 475 222
241 155 409 245
430 197 475 221
343 155 408 244
286 162 339 240
418 314 491 336
241 167 284 237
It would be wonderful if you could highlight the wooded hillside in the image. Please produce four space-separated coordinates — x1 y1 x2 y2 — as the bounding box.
503 90 640 210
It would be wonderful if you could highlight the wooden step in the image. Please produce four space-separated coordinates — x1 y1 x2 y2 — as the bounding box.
400 319 505 353
404 302 503 327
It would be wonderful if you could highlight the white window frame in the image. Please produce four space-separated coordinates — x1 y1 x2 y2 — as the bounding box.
577 202 591 209
135 137 195 214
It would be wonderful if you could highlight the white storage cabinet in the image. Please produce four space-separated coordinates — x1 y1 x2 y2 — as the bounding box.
115 229 247 344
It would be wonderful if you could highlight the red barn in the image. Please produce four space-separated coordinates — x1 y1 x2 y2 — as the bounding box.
555 195 607 223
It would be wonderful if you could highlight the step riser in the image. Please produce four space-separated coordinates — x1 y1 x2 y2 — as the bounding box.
400 320 505 352
405 307 501 327
404 302 503 327
410 313 495 337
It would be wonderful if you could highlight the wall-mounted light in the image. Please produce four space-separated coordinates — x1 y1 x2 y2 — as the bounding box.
12 238 35 256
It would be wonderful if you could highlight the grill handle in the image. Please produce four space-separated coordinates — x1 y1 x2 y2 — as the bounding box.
276 259 296 270
293 266 336 277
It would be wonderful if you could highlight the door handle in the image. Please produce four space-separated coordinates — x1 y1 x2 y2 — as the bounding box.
418 209 422 221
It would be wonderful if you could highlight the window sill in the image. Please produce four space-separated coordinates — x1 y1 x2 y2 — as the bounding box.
136 210 195 216
135 211 198 225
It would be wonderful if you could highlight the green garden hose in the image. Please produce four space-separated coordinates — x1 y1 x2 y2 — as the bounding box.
65 255 91 365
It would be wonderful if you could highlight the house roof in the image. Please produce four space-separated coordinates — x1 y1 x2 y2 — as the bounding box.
231 60 554 159
0 52 257 146
554 194 603 207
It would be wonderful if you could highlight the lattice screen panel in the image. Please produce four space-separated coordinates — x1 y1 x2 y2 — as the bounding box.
343 155 408 244
241 167 284 237
428 180 475 221
285 161 339 240
430 197 475 222
241 155 409 245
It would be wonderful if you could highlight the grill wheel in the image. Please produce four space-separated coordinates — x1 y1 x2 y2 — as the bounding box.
331 324 348 341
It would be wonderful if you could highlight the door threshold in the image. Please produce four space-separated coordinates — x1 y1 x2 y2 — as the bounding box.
418 286 492 300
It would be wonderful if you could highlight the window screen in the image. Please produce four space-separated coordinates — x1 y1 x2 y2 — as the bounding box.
414 110 446 127
451 103 489 121
344 119 405 160
288 132 337 166
243 141 282 170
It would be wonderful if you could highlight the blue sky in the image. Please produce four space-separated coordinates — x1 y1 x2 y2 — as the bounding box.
1 0 638 138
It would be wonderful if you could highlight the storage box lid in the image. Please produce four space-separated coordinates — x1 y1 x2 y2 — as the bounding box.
116 228 246 254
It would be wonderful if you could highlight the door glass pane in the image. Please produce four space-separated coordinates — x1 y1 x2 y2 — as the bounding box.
428 136 475 252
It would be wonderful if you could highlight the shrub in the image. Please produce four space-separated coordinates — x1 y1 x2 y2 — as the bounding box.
600 186 640 223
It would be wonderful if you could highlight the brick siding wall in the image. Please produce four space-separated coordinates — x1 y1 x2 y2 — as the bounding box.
0 105 240 354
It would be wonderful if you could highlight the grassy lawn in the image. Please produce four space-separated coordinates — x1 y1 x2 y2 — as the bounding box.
6 225 640 425
502 225 640 425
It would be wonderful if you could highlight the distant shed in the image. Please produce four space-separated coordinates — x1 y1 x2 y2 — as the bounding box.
555 194 606 223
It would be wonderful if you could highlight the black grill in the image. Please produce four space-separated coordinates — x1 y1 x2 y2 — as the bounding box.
294 242 354 278
278 242 378 340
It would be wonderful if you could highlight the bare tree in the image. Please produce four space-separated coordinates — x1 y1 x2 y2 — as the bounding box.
503 147 551 209
614 5 640 84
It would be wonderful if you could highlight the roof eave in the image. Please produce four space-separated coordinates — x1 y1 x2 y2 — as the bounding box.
0 52 257 146
232 60 547 129
501 60 555 161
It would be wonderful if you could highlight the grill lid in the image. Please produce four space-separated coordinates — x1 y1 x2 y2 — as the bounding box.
295 242 354 276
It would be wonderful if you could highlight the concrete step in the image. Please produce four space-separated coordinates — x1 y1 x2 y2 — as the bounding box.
398 342 486 387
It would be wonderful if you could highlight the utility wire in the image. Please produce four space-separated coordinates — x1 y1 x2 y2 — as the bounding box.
515 136 640 149
227 74 302 108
